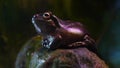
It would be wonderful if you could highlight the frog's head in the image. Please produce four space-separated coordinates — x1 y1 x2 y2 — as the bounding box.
32 11 60 35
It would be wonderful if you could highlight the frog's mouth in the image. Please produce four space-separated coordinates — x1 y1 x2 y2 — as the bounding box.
32 17 41 33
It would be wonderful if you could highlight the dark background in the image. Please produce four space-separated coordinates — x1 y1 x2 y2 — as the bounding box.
0 0 120 68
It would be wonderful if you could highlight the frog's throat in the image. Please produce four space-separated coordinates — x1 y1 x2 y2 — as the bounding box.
32 18 41 33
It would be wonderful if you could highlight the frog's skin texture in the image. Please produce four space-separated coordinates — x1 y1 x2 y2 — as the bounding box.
32 11 97 53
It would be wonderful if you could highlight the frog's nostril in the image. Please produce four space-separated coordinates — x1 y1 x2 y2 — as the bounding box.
33 14 39 18
32 14 44 21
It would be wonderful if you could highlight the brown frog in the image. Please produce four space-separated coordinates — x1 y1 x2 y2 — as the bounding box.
32 11 97 53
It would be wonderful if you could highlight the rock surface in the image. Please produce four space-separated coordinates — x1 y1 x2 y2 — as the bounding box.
15 35 108 68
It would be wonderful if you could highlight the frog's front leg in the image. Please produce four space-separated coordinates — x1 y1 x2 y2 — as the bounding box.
42 34 62 50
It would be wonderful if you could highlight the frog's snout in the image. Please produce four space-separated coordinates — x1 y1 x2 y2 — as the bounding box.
32 14 44 21
33 14 40 18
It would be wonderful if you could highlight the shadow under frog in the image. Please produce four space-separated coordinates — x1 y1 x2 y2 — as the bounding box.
32 11 97 53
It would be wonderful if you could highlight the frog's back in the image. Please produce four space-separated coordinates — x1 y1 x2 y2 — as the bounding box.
58 19 88 35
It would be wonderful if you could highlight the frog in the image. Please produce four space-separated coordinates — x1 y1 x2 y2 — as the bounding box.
32 11 97 53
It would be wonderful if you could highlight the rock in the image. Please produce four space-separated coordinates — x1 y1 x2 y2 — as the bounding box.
15 35 108 68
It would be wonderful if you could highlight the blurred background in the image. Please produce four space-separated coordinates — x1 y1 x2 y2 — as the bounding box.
0 0 120 68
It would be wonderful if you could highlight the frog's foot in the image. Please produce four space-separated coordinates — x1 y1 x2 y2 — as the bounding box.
42 38 51 49
42 35 62 50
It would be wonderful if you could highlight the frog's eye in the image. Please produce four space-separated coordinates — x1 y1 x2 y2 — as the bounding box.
43 12 51 19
